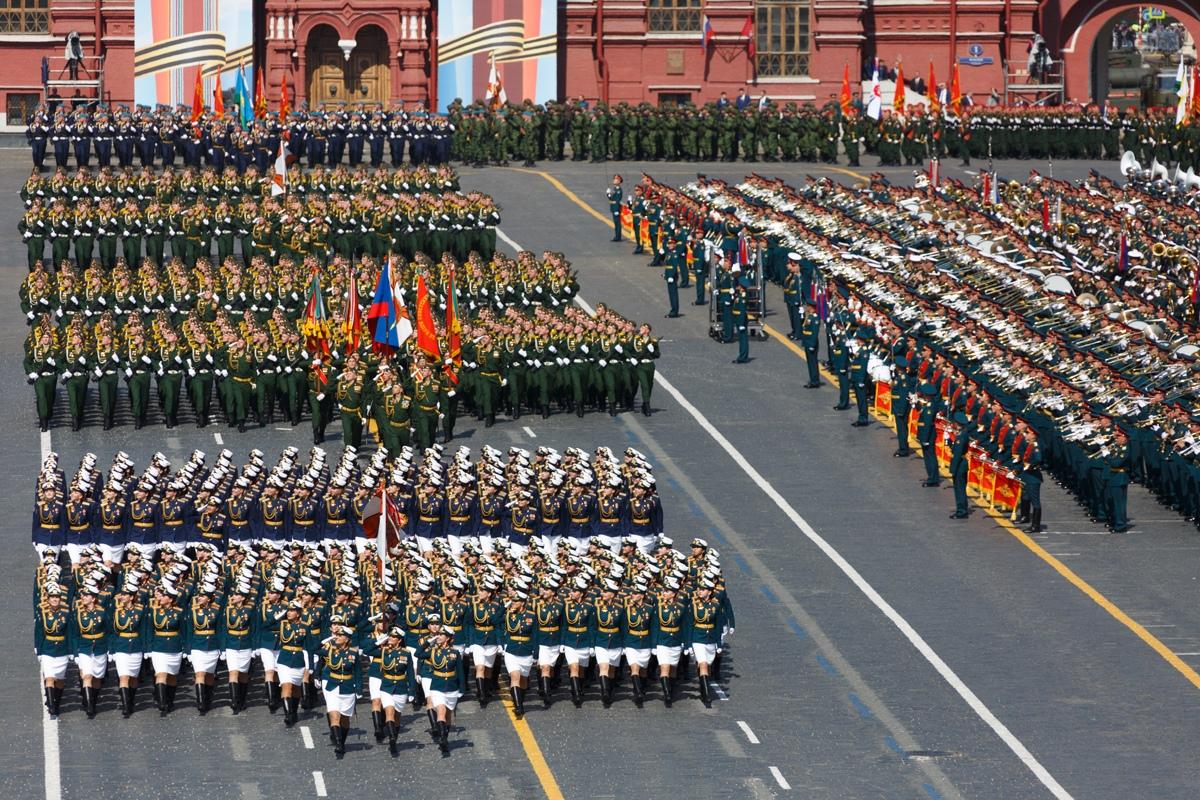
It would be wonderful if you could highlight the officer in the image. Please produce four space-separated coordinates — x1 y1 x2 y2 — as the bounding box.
798 305 821 388
606 174 623 241
783 254 803 337
663 235 681 318
849 335 871 427
891 357 915 457
730 284 750 364
917 384 942 487
949 410 973 519
1018 424 1044 533
830 328 850 410
1106 431 1132 533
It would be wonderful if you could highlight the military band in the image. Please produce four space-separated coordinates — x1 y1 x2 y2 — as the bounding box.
633 169 1200 535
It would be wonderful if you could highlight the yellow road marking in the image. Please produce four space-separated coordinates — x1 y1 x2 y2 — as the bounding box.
498 692 566 800
518 165 1200 693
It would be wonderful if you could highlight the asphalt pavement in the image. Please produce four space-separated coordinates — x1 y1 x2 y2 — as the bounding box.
2 148 1199 800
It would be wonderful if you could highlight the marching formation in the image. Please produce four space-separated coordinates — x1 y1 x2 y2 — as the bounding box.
33 445 734 756
20 246 657 435
19 164 496 271
17 159 663 434
633 170 1200 532
27 100 1200 171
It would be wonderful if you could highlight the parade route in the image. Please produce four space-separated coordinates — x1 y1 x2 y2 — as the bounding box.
6 152 1200 800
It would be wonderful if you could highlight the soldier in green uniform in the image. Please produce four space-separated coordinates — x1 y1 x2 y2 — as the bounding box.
123 330 154 429
633 323 659 415
336 361 365 448
93 330 121 430
185 330 216 428
663 237 681 318
410 362 441 450
156 329 186 429
798 304 821 387
224 338 254 433
61 329 90 431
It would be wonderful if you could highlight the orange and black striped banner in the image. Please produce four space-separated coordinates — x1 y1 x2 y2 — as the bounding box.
495 33 557 64
437 19 526 64
134 30 227 79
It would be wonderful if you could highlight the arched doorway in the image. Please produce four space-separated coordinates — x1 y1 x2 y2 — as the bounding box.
1091 8 1196 107
306 25 344 108
350 26 391 105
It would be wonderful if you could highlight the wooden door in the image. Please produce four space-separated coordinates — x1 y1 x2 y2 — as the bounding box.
307 27 346 108
350 27 390 105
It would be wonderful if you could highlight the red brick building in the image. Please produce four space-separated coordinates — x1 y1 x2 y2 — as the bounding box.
3 0 1197 131
0 1 134 129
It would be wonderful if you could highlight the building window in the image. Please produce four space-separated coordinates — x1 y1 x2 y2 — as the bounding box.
648 0 702 33
658 92 692 107
0 0 50 34
6 92 40 124
756 1 810 77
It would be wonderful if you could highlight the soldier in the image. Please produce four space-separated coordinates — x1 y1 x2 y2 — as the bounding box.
606 174 623 242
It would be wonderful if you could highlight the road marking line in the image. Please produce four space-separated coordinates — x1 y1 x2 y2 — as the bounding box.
1174 652 1200 656
523 425 537 438
229 733 250 761
497 691 566 800
40 429 61 800
300 725 314 749
312 771 327 797
715 729 749 758
648 369 1071 797
1144 624 1177 628
744 777 775 800
737 720 760 744
472 728 497 760
487 776 518 800
214 432 224 445
769 766 792 791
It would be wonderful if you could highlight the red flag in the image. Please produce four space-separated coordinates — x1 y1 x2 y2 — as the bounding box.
280 71 290 120
928 62 940 114
212 67 224 115
415 274 441 361
443 267 461 385
254 68 267 120
1041 196 1051 231
741 15 755 59
893 63 906 112
839 64 852 117
191 68 204 122
344 263 361 355
950 63 962 115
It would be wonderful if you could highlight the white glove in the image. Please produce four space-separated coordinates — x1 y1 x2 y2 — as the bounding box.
27 372 38 380
124 368 132 378
317 393 325 401
141 355 152 365
46 356 55 366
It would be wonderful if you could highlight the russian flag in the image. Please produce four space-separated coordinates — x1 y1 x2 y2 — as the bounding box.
367 256 413 354
1118 232 1129 273
701 15 714 52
